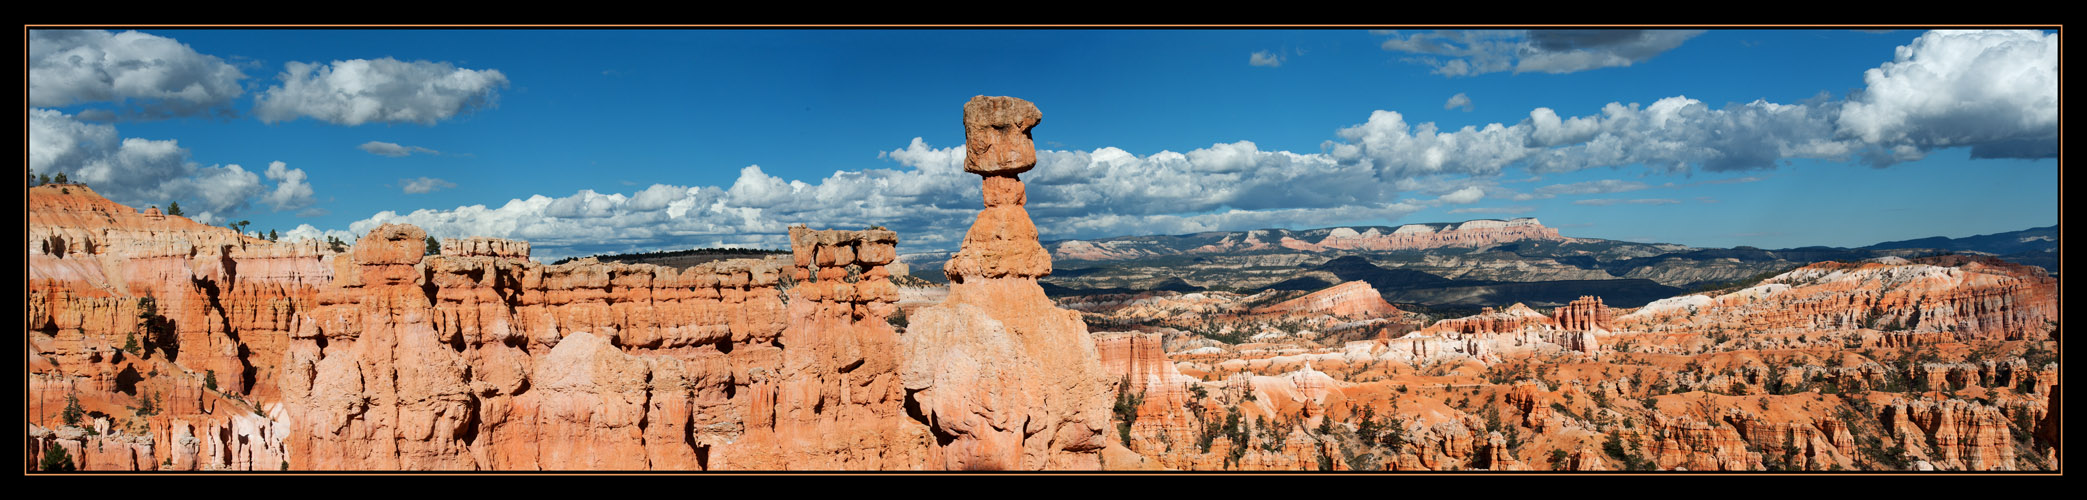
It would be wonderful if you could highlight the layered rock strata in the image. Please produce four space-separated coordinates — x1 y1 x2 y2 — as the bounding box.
29 183 946 470
1251 281 1404 318
279 224 926 470
1617 258 2057 342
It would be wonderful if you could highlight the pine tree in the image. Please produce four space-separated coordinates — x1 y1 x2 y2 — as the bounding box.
39 443 75 472
204 369 219 392
426 235 441 255
268 229 279 241
124 332 142 356
167 201 184 216
139 390 159 416
54 172 68 184
61 393 84 427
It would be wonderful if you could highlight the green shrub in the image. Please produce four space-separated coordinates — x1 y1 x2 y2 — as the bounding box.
138 390 159 416
886 307 909 330
1602 432 1653 471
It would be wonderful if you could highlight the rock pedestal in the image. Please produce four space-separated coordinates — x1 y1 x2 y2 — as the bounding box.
903 96 1112 470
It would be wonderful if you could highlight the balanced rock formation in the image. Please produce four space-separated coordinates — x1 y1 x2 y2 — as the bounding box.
902 96 1113 470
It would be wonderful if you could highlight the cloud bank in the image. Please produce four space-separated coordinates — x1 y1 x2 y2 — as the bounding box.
353 137 1422 260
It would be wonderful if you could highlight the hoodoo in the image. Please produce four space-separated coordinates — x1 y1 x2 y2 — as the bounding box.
901 96 1114 469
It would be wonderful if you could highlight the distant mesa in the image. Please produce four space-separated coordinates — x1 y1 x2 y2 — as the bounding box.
1251 281 1403 318
1049 217 1573 262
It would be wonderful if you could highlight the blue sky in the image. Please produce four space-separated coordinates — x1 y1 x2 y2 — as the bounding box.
28 28 2057 260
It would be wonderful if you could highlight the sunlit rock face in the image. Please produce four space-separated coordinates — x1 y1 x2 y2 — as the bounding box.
29 183 936 470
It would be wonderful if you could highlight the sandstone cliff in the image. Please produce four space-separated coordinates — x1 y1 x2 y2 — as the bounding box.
28 184 944 470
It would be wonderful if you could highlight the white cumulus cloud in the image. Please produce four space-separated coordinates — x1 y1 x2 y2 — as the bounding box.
1326 110 1533 177
401 177 458 194
1837 29 2057 162
359 141 440 157
255 58 509 126
1436 186 1485 204
29 29 246 119
282 224 359 245
31 108 315 219
1250 50 1284 67
262 161 316 211
1445 93 1473 111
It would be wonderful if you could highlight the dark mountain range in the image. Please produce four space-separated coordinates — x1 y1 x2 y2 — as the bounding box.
1861 225 2056 274
700 220 2057 310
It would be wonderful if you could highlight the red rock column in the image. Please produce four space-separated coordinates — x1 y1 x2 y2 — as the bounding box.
942 96 1052 283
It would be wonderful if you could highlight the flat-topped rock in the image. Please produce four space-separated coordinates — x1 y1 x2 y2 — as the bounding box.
962 96 1043 176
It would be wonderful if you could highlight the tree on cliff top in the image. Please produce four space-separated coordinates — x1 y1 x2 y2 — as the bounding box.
167 201 184 216
426 235 440 256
